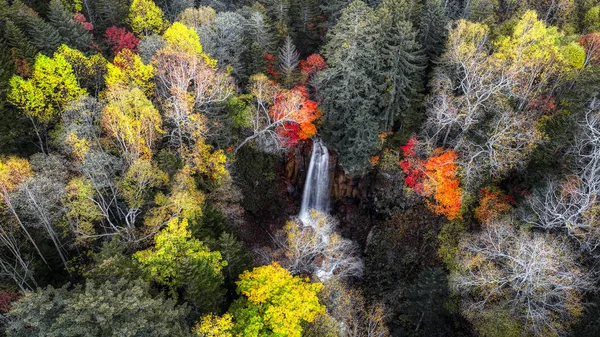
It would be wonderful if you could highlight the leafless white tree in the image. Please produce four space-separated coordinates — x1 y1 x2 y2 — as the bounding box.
523 99 600 252
153 45 234 150
450 217 594 337
273 211 363 281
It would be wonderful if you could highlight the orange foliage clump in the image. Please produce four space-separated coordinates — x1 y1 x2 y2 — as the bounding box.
271 86 321 147
422 149 462 220
579 33 600 65
399 138 462 220
299 54 327 77
474 187 514 223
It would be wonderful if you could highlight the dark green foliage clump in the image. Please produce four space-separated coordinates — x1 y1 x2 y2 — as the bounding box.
5 278 190 337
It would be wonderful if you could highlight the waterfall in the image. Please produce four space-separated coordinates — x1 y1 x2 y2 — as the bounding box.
299 138 330 224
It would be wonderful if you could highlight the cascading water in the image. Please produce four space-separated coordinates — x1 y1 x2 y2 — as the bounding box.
299 138 330 224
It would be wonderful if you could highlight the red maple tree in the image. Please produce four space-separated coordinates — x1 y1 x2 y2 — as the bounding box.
105 26 140 54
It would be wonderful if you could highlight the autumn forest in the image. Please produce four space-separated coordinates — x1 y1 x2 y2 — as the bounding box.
0 0 600 336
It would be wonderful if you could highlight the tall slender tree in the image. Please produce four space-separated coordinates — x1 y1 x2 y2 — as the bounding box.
318 0 384 174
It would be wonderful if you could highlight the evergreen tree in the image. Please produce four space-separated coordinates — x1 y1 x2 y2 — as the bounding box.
3 20 38 63
90 0 131 36
320 0 352 23
418 0 448 65
290 0 325 54
23 13 61 55
318 0 384 175
47 0 92 52
6 278 190 337
244 4 275 76
377 0 424 133
211 12 248 81
262 0 291 40
278 35 299 87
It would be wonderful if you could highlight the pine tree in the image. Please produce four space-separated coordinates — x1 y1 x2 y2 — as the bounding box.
244 4 275 76
3 20 38 63
318 0 383 175
211 12 248 81
91 0 131 36
290 0 325 54
377 0 424 133
320 0 352 24
278 35 299 87
23 13 61 55
263 0 291 41
47 0 92 52
419 0 448 65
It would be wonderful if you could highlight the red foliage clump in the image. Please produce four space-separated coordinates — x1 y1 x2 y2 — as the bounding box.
299 54 327 77
0 291 19 313
74 13 93 31
423 149 462 220
264 53 280 79
270 86 321 147
399 138 462 220
105 26 140 54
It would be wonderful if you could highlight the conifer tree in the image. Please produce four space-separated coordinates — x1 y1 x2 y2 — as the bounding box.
320 0 353 23
418 0 448 65
318 0 385 174
91 0 131 35
244 4 275 76
3 20 38 64
23 13 61 56
290 0 325 55
278 35 299 87
377 0 424 133
47 0 92 52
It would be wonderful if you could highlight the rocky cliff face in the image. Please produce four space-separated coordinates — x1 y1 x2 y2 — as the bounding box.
284 140 368 205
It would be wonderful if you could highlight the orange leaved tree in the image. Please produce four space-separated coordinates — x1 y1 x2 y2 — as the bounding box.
399 138 462 220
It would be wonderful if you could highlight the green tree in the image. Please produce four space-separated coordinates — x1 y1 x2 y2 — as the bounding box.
23 12 61 56
244 4 275 76
318 0 382 175
418 0 448 66
134 218 227 312
47 0 92 52
128 0 167 36
3 20 38 64
8 52 86 152
5 278 190 337
377 0 424 133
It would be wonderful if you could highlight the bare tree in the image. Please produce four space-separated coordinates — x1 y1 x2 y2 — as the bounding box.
273 211 363 281
16 154 70 272
320 279 389 337
457 107 544 189
450 217 593 337
523 99 600 252
153 38 234 150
